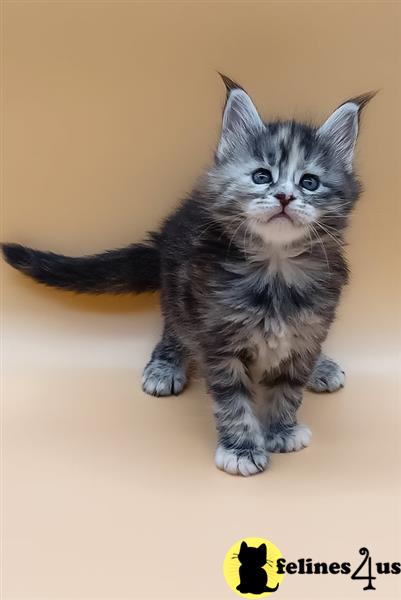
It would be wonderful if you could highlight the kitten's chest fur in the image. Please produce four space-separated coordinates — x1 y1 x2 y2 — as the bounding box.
226 247 325 378
249 327 290 383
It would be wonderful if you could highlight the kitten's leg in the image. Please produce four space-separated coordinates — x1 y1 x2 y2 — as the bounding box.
307 353 345 393
142 327 188 397
262 357 313 453
207 355 268 476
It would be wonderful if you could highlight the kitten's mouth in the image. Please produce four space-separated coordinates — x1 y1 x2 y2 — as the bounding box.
269 211 293 223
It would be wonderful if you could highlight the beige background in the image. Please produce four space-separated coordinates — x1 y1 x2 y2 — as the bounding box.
2 1 401 599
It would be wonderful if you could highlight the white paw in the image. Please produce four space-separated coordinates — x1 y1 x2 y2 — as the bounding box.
142 359 187 397
308 371 345 392
307 357 345 393
266 424 312 453
215 446 269 476
323 370 345 392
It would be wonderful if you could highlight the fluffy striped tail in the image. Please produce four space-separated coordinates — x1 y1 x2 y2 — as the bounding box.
2 238 160 294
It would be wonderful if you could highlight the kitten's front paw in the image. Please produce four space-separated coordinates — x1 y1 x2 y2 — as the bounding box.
142 359 187 397
307 355 345 393
266 424 311 453
215 446 269 476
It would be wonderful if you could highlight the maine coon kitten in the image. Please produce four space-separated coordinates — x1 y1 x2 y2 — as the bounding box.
2 75 375 476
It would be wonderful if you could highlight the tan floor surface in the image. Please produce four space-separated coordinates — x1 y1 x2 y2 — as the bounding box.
2 2 401 599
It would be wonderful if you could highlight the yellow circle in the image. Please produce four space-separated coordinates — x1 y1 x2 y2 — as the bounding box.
223 537 285 598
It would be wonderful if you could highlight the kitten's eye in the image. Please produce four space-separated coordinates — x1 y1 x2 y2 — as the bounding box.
300 173 320 191
252 168 272 185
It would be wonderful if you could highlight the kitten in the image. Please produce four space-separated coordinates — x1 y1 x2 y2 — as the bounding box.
236 541 278 594
2 75 375 476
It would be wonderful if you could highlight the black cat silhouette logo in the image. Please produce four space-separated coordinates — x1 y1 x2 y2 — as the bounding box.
237 541 279 594
223 537 285 597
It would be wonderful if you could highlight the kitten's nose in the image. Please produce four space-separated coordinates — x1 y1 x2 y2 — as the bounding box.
275 193 294 207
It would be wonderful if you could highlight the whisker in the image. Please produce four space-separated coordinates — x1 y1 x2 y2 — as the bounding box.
316 223 345 236
305 223 314 255
243 221 253 260
315 217 346 231
227 218 247 253
309 223 331 272
314 221 344 247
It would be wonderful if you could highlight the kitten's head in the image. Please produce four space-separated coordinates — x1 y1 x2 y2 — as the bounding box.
237 541 267 567
206 75 375 246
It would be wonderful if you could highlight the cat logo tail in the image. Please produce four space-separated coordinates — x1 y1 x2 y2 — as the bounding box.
265 582 279 593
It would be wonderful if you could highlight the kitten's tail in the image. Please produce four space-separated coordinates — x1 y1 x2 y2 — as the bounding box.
265 583 279 593
1 236 160 294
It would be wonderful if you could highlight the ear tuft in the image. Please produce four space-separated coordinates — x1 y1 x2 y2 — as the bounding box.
345 90 378 112
341 90 378 128
218 72 244 95
318 91 376 169
217 82 263 160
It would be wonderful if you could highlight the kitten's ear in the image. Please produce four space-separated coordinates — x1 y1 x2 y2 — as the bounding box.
317 91 377 170
216 74 264 160
258 543 267 559
240 541 248 552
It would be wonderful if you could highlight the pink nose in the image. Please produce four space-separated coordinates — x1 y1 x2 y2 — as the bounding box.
275 193 294 207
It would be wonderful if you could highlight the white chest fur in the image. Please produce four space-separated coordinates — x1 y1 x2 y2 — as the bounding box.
249 325 292 383
248 308 324 386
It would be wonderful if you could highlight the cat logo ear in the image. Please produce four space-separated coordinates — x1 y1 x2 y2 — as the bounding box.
240 541 248 551
259 543 267 558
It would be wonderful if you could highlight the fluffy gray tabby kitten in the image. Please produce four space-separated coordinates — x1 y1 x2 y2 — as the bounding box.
2 76 375 476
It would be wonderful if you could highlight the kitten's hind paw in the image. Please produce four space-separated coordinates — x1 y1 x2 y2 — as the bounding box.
142 358 187 397
266 424 311 453
215 446 269 476
307 355 345 393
